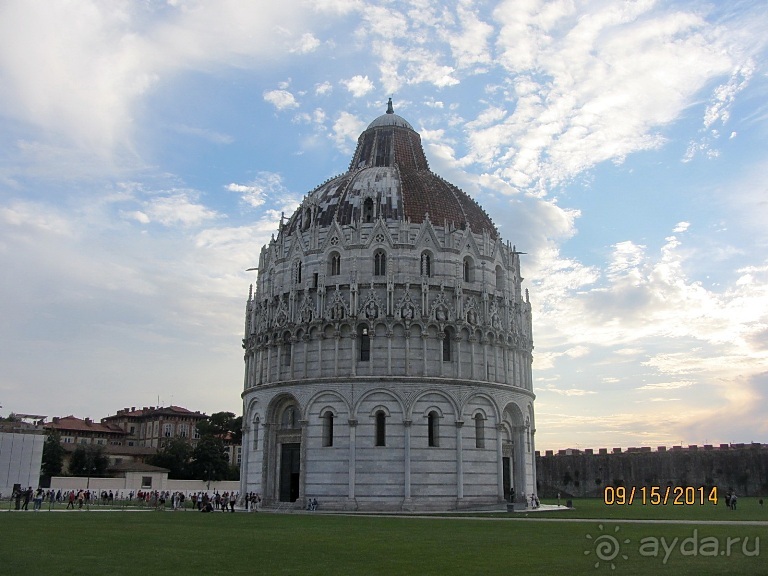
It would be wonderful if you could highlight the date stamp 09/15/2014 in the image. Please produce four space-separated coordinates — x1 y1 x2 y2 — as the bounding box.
603 485 721 506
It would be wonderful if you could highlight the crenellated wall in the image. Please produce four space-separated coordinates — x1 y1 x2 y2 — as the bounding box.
536 444 768 498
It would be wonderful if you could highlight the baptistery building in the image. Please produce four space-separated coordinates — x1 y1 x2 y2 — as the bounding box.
240 100 536 511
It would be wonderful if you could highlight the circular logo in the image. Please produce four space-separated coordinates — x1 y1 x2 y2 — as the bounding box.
585 524 630 569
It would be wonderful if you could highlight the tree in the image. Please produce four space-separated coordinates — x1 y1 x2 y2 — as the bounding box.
196 411 243 444
41 430 66 477
148 437 193 479
190 435 229 482
68 445 109 477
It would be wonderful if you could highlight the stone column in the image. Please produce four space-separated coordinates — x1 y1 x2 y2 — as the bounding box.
439 332 445 377
496 424 505 501
266 345 272 383
317 336 323 378
369 331 374 376
455 336 462 379
334 333 340 377
469 336 476 380
455 420 464 501
239 424 250 501
262 422 273 504
421 333 428 376
299 419 308 504
347 419 357 506
405 330 411 376
403 419 412 507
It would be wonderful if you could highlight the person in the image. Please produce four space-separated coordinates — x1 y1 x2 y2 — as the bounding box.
33 488 44 511
312 498 318 511
21 487 32 510
201 501 214 513
229 491 237 513
731 492 738 510
557 492 561 507
67 491 75 509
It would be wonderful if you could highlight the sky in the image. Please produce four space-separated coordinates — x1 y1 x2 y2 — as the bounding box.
1 0 767 451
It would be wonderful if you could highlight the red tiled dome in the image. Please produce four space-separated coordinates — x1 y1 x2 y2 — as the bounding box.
286 99 497 237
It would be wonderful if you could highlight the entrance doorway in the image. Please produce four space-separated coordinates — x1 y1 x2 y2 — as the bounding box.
279 443 301 502
502 456 511 501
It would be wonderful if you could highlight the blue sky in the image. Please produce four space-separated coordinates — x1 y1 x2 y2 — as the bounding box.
1 0 767 450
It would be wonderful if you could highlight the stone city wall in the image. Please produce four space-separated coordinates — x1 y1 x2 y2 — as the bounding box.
536 443 768 498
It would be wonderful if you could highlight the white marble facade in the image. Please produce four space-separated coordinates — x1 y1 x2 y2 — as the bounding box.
240 103 536 510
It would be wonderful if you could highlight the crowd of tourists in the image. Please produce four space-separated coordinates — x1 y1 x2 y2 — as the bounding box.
7 487 252 511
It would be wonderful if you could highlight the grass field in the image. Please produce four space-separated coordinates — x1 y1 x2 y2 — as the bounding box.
2 499 766 576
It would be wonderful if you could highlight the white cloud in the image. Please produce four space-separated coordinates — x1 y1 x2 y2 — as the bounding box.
263 89 300 110
637 381 695 391
464 1 749 192
291 32 321 54
447 5 494 68
315 81 333 96
227 172 291 210
0 0 317 163
341 75 374 97
171 124 234 145
142 192 220 227
331 111 366 150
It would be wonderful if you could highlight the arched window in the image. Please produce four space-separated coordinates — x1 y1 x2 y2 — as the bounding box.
253 416 260 449
295 261 302 285
474 413 485 448
428 411 439 447
329 252 341 276
442 328 451 362
322 411 334 447
373 250 386 276
463 256 474 282
495 265 504 291
363 198 374 223
421 251 432 277
282 333 292 366
359 325 370 362
375 410 386 446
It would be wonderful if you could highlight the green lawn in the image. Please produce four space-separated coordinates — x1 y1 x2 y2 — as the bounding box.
2 502 766 575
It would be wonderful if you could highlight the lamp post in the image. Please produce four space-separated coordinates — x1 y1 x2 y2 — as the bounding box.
86 466 96 510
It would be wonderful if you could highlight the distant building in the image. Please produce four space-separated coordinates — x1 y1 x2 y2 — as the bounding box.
45 406 219 474
46 415 127 446
0 415 45 495
100 405 208 449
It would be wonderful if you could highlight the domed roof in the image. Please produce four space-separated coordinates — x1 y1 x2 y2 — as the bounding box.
286 99 497 238
366 98 414 130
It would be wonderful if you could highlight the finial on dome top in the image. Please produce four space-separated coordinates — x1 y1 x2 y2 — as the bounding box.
386 97 394 114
